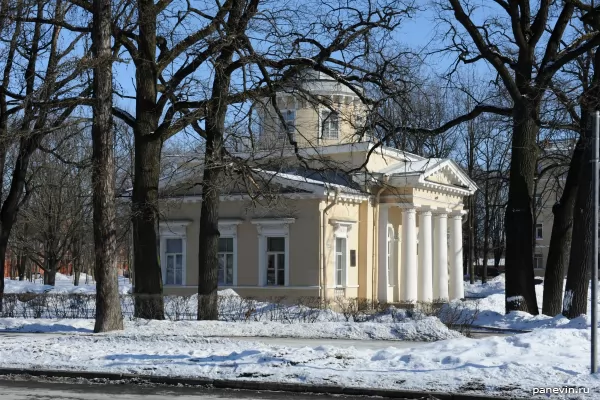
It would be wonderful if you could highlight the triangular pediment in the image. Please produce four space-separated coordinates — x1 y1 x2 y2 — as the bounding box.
421 160 476 192
381 158 477 194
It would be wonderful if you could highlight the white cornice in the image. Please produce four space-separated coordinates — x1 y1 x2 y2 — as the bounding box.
417 180 473 196
251 218 296 225
163 193 326 203
159 220 192 227
218 219 243 226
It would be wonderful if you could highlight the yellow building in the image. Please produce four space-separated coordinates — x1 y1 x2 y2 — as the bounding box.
159 72 477 302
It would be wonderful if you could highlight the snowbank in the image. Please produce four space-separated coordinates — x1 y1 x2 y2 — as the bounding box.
4 273 132 295
0 327 596 398
0 317 461 341
461 274 600 331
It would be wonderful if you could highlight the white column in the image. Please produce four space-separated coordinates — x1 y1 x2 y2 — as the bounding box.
418 209 433 302
393 231 401 302
378 205 389 302
257 233 266 286
433 212 449 301
401 208 418 302
449 212 465 300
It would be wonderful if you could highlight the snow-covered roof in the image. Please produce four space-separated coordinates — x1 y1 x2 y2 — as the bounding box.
376 157 477 195
257 168 365 195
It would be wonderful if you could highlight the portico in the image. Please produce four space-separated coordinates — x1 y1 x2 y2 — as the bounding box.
376 202 466 303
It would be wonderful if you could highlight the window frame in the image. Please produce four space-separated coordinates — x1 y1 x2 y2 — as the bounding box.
266 237 286 286
159 221 191 286
534 253 544 269
535 223 543 240
335 236 347 287
218 237 235 286
164 238 184 286
217 220 242 287
329 218 356 288
252 219 295 287
278 109 296 139
320 109 339 140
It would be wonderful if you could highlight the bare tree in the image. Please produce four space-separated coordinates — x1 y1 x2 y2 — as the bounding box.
0 0 89 308
441 0 600 314
91 0 123 332
66 0 270 319
16 132 89 285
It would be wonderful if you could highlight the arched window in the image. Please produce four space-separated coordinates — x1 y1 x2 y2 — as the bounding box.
387 226 394 285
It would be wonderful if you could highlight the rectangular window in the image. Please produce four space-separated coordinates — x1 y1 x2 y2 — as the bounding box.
279 110 295 138
218 237 234 286
165 238 183 285
536 223 543 240
534 254 544 269
266 237 285 286
335 237 346 287
321 110 339 139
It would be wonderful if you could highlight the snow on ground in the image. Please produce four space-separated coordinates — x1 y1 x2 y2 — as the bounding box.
2 273 600 397
3 273 132 295
0 326 597 398
0 317 460 341
461 274 594 331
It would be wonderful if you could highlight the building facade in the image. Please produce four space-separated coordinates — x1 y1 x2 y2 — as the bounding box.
159 72 477 302
532 139 575 276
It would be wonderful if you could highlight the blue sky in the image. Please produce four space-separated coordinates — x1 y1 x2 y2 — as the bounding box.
111 4 493 149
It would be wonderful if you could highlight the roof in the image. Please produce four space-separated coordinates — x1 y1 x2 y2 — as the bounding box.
377 158 443 175
279 167 362 190
126 144 475 199
375 157 478 194
233 141 425 163
258 168 365 195
256 170 368 195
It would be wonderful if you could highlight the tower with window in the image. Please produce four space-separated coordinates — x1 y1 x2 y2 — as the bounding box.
254 69 368 149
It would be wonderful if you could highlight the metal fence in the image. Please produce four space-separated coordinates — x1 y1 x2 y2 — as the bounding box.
0 292 479 335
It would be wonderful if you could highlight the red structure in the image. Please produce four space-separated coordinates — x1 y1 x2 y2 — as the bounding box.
3 252 130 280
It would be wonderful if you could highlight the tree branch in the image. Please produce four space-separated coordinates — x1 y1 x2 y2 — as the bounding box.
448 0 521 102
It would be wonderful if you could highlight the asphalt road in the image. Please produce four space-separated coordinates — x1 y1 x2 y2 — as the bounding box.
0 379 376 400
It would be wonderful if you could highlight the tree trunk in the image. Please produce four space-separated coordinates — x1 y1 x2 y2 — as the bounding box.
91 0 123 333
44 260 57 286
72 234 81 286
563 115 595 318
197 147 224 320
563 49 600 319
73 241 81 286
17 249 25 281
493 210 505 269
10 253 16 279
74 268 80 286
132 136 164 319
504 101 540 314
197 0 245 320
542 137 584 316
482 185 490 284
131 0 164 320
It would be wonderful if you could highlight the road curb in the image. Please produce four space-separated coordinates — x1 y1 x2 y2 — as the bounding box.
0 367 526 400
